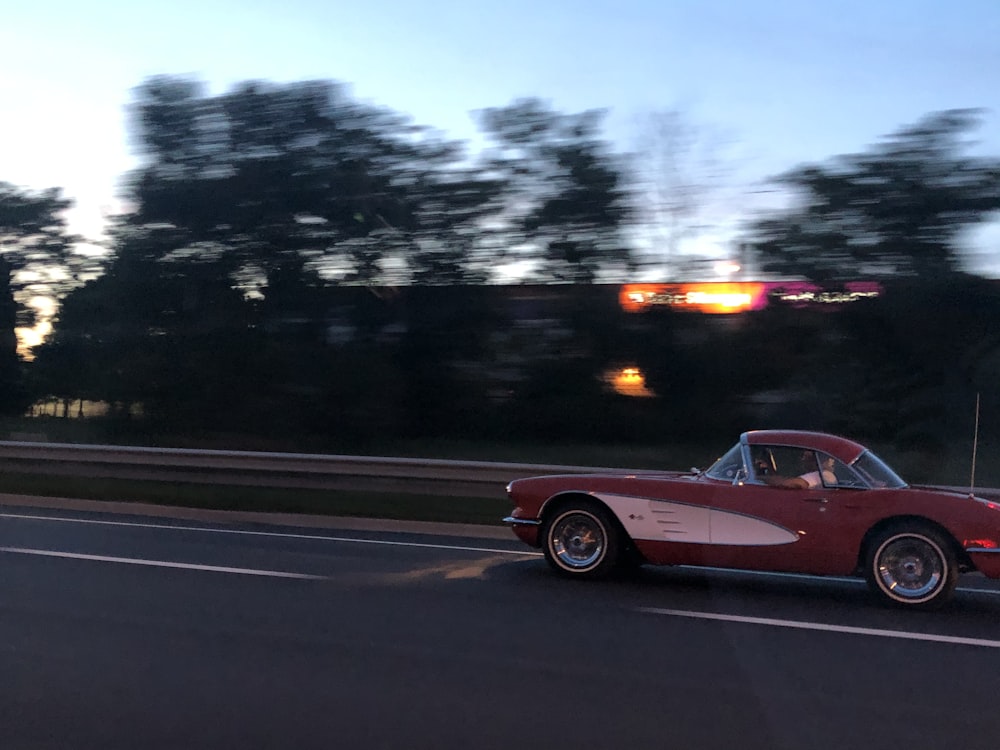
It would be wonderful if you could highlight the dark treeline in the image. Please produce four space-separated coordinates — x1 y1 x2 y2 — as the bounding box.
2 77 1000 469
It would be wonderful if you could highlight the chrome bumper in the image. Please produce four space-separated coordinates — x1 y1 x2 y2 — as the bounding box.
502 516 541 527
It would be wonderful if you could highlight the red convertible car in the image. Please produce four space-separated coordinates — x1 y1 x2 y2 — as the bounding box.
503 430 1000 608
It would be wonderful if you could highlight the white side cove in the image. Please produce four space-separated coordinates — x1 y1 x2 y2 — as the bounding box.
595 493 799 546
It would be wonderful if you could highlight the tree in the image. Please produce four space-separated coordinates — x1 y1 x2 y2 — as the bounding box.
748 109 1000 282
374 135 508 285
629 108 734 278
32 219 260 426
0 182 78 413
127 77 398 288
126 76 506 288
476 98 633 283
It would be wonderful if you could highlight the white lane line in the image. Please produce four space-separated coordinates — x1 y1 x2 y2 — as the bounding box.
638 607 1000 649
0 547 326 580
0 512 539 556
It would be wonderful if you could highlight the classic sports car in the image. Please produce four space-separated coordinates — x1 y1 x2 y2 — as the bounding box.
503 430 1000 608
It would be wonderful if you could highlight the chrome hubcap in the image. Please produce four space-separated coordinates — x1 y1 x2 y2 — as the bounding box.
551 512 605 569
876 535 944 600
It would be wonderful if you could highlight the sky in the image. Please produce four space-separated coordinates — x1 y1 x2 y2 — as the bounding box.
2 0 1000 273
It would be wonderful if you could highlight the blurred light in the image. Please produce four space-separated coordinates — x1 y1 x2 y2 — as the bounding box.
714 260 741 276
620 281 882 314
605 367 656 397
620 282 766 314
15 320 51 360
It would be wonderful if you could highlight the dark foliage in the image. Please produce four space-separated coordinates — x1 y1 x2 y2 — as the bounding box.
749 109 1000 281
0 183 78 414
7 83 999 469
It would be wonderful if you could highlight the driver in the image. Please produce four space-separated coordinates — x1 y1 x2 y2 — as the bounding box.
765 450 836 489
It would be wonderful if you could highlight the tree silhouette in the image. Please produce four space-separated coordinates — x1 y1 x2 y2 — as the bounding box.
0 182 78 413
477 98 633 282
749 109 1000 281
126 76 506 288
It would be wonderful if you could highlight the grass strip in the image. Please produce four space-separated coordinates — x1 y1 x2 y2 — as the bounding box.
0 472 511 526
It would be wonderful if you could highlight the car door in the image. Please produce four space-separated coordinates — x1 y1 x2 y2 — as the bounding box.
702 481 843 574
697 446 862 575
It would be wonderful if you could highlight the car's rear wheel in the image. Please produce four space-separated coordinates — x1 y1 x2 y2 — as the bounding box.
542 500 621 578
863 524 958 609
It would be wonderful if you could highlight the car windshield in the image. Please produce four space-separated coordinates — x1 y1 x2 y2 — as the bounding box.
705 444 744 481
851 450 907 489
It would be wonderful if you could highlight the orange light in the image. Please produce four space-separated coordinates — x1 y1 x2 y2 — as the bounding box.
605 367 655 398
619 283 766 314
619 281 882 314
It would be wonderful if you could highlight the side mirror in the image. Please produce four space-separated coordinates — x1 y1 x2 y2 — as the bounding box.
733 467 748 486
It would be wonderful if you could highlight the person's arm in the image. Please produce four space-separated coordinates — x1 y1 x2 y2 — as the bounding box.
777 475 809 489
761 474 809 489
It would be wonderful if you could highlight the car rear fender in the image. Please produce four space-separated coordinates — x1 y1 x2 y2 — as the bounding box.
857 515 972 573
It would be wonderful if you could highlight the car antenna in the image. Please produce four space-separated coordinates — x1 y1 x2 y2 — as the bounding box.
969 392 980 499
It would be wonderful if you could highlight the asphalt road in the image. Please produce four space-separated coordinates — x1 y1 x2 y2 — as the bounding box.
2 498 999 750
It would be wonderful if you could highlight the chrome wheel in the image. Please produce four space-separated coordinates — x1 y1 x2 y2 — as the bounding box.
865 526 957 608
876 536 943 599
551 511 606 569
542 501 620 578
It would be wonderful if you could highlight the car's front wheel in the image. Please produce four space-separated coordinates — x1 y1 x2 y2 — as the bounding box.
863 523 958 609
542 500 621 578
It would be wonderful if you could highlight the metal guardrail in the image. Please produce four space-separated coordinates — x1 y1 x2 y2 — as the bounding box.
0 441 653 500
0 441 995 501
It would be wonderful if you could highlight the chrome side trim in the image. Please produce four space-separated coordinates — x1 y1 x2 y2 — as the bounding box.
503 516 542 527
965 546 1000 553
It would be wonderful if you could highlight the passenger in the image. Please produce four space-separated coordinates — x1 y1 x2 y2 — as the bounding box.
798 452 837 488
768 451 836 489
